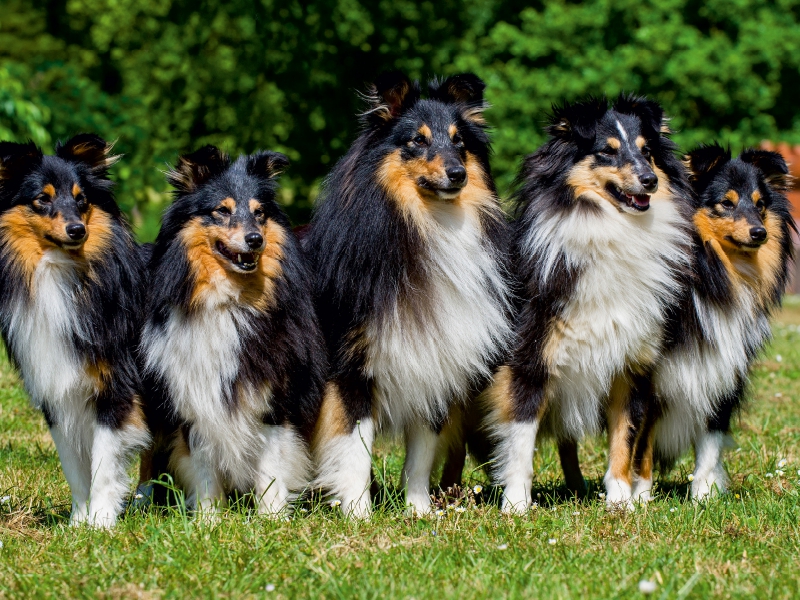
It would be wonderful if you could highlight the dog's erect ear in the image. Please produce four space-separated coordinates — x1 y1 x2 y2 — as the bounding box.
740 148 791 192
684 144 731 190
56 134 120 176
0 141 43 181
548 97 608 147
246 151 289 179
614 94 667 138
167 145 230 194
429 73 487 124
362 71 419 124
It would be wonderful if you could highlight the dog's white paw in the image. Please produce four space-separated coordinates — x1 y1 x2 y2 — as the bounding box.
691 465 729 501
604 474 634 511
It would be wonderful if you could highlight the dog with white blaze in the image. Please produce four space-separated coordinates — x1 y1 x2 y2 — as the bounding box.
140 146 326 515
303 72 513 518
637 145 794 500
0 135 150 527
483 96 694 512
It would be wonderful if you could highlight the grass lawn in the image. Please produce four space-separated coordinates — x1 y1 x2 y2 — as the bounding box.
1 305 799 599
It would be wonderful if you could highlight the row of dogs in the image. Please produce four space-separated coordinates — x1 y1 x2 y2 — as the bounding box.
0 72 793 527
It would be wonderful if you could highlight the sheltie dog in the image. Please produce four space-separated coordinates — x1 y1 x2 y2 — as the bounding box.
0 134 149 526
140 146 326 514
304 72 512 517
642 145 794 499
484 96 694 512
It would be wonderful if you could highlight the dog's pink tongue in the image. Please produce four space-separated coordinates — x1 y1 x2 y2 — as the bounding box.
633 194 650 208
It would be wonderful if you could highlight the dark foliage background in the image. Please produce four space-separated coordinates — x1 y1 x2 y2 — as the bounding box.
2 0 800 239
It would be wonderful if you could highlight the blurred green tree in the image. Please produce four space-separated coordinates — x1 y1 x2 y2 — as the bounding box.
1 0 800 238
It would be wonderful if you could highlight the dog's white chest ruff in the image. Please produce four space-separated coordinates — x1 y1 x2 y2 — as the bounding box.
365 207 511 430
529 197 690 438
6 251 95 438
142 304 271 480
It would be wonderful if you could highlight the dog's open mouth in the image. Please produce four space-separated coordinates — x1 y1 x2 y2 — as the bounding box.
606 184 651 211
215 241 258 272
417 177 465 201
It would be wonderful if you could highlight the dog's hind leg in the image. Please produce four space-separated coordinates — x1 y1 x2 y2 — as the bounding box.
170 428 225 514
558 439 587 497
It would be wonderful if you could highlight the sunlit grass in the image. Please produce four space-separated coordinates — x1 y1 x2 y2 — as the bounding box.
1 305 799 598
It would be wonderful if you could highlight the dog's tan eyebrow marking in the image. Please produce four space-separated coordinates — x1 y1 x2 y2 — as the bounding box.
724 190 739 204
752 190 762 204
418 124 432 139
42 184 55 197
635 136 646 149
606 137 621 149
249 199 262 213
218 197 236 212
72 183 82 197
448 124 458 138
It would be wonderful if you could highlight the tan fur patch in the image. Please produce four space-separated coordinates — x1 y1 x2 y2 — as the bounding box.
249 199 261 213
80 206 114 262
180 217 285 311
566 158 640 208
635 136 645 149
0 206 48 284
751 190 762 205
454 152 496 215
85 360 111 393
448 124 458 138
606 376 633 485
43 184 55 197
72 183 82 198
217 198 235 213
724 190 739 205
418 124 432 140
481 365 516 424
311 382 349 450
606 138 621 149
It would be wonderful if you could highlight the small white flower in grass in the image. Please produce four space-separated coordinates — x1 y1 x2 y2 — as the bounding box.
776 470 785 477
638 580 658 594
330 499 342 508
572 511 580 516
435 509 445 517
0 496 10 504
598 492 606 500
454 506 466 514
776 354 783 362
670 507 677 513
797 470 800 476
548 538 557 545
778 459 788 468
473 485 483 494
766 472 774 478
687 474 695 482
775 393 783 398
551 506 557 512
497 543 508 550
265 584 275 592
299 508 308 513
134 493 143 500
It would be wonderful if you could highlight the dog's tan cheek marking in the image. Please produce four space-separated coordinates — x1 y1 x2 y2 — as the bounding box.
240 218 285 311
607 137 621 149
606 376 634 486
752 212 785 304
0 206 49 285
180 217 227 309
456 152 495 217
81 206 114 262
43 184 56 197
377 149 430 228
311 381 350 451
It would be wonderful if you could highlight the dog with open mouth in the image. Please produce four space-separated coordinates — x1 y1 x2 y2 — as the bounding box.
140 146 326 515
477 95 694 512
0 134 150 527
304 72 513 518
635 145 795 500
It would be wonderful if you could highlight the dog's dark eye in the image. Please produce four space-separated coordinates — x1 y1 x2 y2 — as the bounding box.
641 146 651 159
254 208 264 219
452 133 463 145
720 200 735 210
215 206 231 216
599 147 617 156
755 200 765 210
75 193 87 207
33 194 51 206
412 134 428 146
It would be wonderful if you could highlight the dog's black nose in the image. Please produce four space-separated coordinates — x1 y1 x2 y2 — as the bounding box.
66 222 86 241
639 172 658 192
750 227 767 242
245 232 264 250
446 165 467 185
